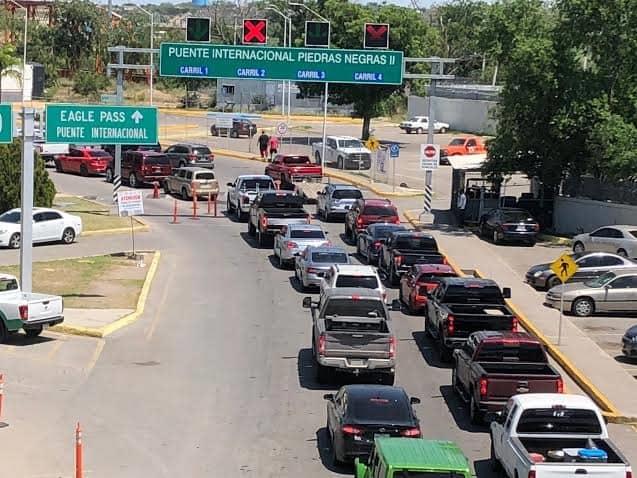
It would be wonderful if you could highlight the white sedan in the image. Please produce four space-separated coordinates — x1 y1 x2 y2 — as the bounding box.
0 207 82 249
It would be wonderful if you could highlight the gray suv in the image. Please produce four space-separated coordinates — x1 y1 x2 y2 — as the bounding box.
165 143 215 169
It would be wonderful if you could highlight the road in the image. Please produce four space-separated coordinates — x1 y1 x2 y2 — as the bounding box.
0 156 635 477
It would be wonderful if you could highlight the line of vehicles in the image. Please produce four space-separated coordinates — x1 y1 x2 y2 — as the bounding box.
219 171 633 477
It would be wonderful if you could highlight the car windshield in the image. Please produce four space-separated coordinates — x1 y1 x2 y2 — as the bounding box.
90 150 110 157
283 156 311 164
139 144 161 151
290 229 325 239
449 138 465 145
242 179 274 190
323 298 386 318
195 172 215 180
407 117 424 122
340 139 363 148
0 211 20 223
476 342 546 362
418 273 457 283
372 226 405 239
312 252 348 264
259 193 304 208
0 277 19 292
502 211 534 222
145 155 170 165
332 189 362 200
193 147 211 156
348 395 411 422
394 237 438 251
516 408 602 434
393 473 466 478
335 275 379 289
363 206 397 216
585 271 616 288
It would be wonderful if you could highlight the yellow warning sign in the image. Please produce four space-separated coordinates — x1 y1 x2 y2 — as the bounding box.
365 137 380 152
550 253 579 283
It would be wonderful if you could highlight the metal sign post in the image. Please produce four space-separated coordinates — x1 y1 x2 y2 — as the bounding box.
20 107 35 292
549 253 579 345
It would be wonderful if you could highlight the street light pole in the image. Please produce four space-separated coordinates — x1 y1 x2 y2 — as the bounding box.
8 0 27 104
136 5 154 105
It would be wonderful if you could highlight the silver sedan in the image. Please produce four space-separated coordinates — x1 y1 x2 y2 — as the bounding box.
294 246 350 290
273 224 330 268
545 269 637 317
573 225 637 259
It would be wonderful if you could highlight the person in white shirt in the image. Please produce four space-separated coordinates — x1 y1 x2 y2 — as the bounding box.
457 189 467 227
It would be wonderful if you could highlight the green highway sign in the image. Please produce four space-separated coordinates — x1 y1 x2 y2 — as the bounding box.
159 42 403 85
0 104 13 144
45 104 158 145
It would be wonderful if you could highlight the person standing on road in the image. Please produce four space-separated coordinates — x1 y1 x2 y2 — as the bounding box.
268 135 279 161
457 189 467 227
258 130 270 160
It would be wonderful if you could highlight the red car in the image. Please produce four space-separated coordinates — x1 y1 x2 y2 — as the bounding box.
265 154 323 185
55 147 112 176
399 264 458 314
344 198 400 243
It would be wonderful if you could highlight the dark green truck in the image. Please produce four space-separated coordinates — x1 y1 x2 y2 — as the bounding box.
355 437 471 478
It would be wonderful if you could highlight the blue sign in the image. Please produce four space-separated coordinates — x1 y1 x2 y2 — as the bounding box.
389 143 400 158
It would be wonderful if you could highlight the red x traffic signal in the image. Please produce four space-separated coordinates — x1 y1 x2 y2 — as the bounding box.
364 23 389 49
243 19 268 45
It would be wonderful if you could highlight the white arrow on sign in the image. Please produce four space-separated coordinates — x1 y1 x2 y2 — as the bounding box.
131 110 144 124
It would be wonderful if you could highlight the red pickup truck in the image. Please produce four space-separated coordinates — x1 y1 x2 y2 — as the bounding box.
452 331 562 424
265 154 323 186
399 264 457 314
440 136 486 164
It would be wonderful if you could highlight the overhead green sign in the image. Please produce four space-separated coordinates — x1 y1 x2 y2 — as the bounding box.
45 104 158 145
0 104 13 144
159 42 403 85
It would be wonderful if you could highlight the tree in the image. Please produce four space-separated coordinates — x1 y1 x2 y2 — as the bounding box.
0 43 21 102
0 141 56 212
72 70 110 99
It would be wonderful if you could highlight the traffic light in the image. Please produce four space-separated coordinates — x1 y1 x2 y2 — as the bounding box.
363 23 389 49
186 17 211 42
304 21 330 47
242 19 268 45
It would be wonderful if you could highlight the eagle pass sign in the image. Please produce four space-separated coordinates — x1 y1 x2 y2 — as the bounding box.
420 143 440 170
159 43 403 85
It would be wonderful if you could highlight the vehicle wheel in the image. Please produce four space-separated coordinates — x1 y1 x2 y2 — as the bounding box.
417 127 424 134
547 275 562 290
439 127 448 134
8 233 20 249
408 298 417 316
389 264 399 286
129 173 138 188
181 187 191 200
491 440 502 471
314 151 322 165
257 230 265 248
438 339 452 362
572 297 594 317
210 126 217 136
278 253 286 269
163 181 171 195
380 372 395 386
451 367 460 395
230 130 239 139
54 160 62 172
527 240 536 247
105 168 114 183
470 395 483 424
61 227 76 245
316 362 331 383
337 156 344 169
80 164 89 177
25 326 43 338
573 241 585 253
248 222 256 237
226 196 234 212
406 129 412 134
366 247 374 265
480 222 488 238
0 321 7 344
493 229 501 245
330 433 343 467
324 210 331 222
618 248 628 258
235 204 242 221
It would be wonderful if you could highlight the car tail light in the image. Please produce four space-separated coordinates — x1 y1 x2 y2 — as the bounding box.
447 315 455 336
19 304 28 321
625 471 632 478
512 316 518 332
318 333 326 355
242 196 250 204
307 267 320 274
356 217 363 228
479 377 488 398
394 255 403 266
401 427 421 437
389 335 396 359
556 377 564 394
342 425 362 435
392 217 400 224
286 241 298 249
261 216 268 228
528 471 536 478
188 154 197 163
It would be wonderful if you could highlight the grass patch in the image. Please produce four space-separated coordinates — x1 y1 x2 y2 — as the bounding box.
53 195 132 232
0 254 148 309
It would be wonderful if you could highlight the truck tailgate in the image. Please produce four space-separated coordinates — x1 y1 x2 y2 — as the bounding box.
24 293 63 323
324 332 391 359
399 252 445 266
448 305 515 337
536 463 628 478
485 374 560 399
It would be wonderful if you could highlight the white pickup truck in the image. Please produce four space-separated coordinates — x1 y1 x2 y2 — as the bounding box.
34 141 69 166
226 175 276 220
312 136 372 170
399 116 449 134
490 393 632 478
0 273 64 342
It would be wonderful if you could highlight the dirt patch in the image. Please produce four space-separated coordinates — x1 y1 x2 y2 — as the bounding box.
0 254 150 309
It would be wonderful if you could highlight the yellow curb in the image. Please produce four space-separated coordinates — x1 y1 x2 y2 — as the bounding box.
50 251 161 338
538 233 572 246
402 209 631 418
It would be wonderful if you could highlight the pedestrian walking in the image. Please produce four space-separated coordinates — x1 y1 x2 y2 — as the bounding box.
457 189 467 227
269 135 280 161
258 130 270 160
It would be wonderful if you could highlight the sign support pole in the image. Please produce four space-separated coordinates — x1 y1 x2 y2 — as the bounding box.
321 82 328 169
20 107 34 293
558 286 564 345
392 150 396 193
114 49 124 206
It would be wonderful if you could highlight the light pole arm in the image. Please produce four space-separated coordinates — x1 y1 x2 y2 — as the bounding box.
288 2 329 23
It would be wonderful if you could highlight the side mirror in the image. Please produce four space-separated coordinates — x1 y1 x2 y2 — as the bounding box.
390 299 402 311
410 397 421 405
226 182 234 187
302 297 312 308
323 393 334 401
502 287 511 299
485 410 505 424
355 459 368 478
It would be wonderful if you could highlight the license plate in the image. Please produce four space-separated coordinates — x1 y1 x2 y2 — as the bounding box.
374 433 390 438
350 359 365 366
516 226 527 231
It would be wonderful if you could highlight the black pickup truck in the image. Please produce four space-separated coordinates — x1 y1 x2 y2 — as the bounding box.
248 190 310 247
378 231 445 286
425 277 515 361
452 331 562 423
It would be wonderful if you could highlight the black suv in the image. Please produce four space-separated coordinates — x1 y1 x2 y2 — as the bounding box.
210 119 257 138
164 143 215 169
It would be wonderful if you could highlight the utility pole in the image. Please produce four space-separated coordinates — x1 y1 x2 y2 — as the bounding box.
19 108 35 292
114 48 124 205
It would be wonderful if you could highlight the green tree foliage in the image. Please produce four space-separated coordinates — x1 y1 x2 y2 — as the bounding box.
72 70 110 99
0 43 21 102
0 141 56 212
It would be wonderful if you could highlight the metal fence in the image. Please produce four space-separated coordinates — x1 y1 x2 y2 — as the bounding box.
562 176 637 206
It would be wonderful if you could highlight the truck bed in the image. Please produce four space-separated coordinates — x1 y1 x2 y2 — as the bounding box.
516 437 626 465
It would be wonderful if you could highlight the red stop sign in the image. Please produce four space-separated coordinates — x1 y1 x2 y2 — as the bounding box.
423 145 437 158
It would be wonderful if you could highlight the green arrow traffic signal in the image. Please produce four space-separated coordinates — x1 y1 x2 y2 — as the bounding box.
305 21 329 47
186 17 211 42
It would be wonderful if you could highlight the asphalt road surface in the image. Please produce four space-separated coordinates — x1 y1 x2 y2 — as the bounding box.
0 156 634 477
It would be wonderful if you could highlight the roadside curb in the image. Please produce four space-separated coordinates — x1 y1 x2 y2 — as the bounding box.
50 251 161 338
538 233 572 246
402 209 637 423
213 148 425 198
